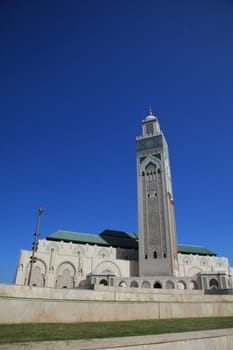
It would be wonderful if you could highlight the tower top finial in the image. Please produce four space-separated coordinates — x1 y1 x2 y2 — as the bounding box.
145 106 156 121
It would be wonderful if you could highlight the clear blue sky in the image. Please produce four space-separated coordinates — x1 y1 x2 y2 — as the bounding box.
1 0 233 283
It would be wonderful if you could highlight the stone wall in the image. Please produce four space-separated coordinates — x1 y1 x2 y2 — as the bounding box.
0 284 233 324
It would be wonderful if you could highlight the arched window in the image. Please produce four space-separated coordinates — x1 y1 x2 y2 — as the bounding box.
189 281 198 290
119 281 127 287
142 281 151 288
56 262 75 289
165 280 175 289
177 281 187 290
154 251 157 259
31 266 41 287
130 281 139 288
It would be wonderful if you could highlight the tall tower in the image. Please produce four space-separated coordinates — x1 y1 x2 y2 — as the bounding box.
136 108 178 277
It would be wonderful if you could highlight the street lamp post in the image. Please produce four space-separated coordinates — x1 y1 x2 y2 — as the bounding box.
28 208 44 286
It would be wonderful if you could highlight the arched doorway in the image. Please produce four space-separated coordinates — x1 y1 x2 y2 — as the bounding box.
209 278 219 290
153 281 162 289
99 279 108 286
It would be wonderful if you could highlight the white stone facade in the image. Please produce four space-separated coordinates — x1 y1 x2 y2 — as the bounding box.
178 253 231 277
15 238 233 290
15 239 138 288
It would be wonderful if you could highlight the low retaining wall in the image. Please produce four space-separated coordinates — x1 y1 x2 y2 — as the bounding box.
0 284 233 323
0 329 233 350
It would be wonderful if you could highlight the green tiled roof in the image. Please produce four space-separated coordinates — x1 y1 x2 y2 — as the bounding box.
177 244 216 256
47 230 108 246
100 230 138 249
46 229 138 249
46 230 216 255
100 229 138 240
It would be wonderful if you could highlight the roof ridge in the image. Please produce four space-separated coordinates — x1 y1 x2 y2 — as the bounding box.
55 230 99 236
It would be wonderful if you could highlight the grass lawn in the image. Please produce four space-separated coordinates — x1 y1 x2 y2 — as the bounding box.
0 317 233 344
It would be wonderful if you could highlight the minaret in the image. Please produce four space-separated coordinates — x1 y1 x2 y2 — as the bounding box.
136 108 178 277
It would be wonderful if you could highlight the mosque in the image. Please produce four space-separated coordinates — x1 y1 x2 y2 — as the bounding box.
15 109 233 291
